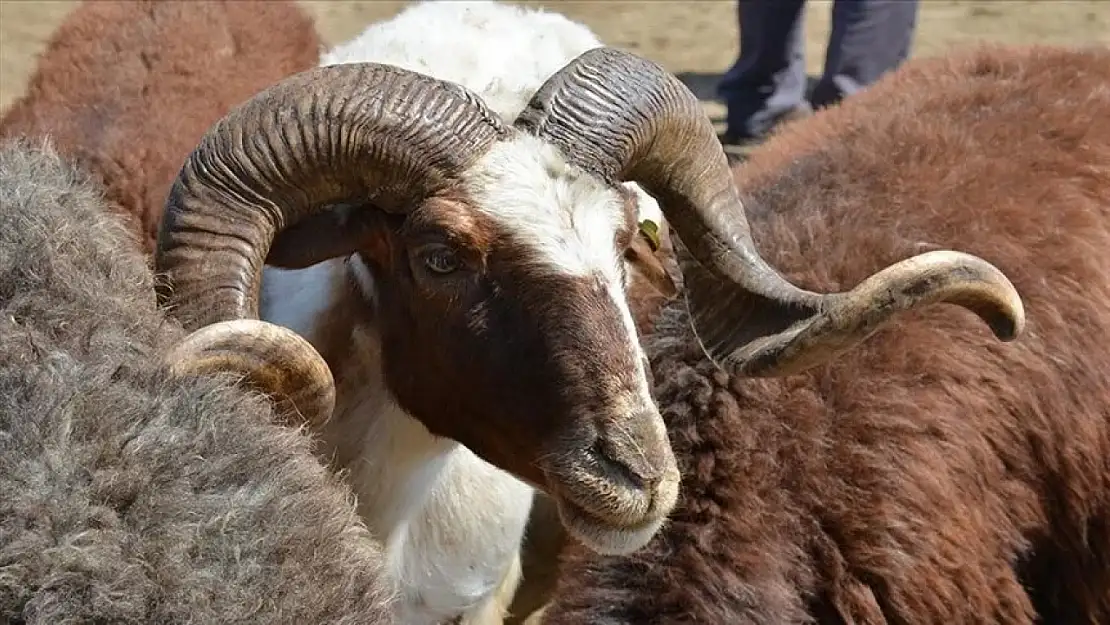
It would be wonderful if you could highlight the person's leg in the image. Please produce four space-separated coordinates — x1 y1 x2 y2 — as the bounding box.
717 0 811 141
810 0 919 109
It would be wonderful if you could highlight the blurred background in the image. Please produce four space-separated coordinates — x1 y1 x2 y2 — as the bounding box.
1 0 1107 120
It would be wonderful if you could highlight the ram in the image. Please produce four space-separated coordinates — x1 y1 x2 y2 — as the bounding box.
0 139 394 624
0 0 321 256
0 2 652 622
153 6 1025 625
537 44 1110 625
163 3 671 623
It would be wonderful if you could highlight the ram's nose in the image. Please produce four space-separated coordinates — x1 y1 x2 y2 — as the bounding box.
542 406 680 555
545 405 680 524
601 411 671 477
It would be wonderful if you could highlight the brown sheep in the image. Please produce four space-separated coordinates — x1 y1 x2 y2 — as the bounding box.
537 43 1110 625
0 0 322 257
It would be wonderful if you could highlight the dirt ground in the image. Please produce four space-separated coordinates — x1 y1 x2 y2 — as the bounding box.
2 0 1107 117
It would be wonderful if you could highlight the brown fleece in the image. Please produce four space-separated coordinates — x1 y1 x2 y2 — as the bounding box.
0 0 322 256
542 44 1110 625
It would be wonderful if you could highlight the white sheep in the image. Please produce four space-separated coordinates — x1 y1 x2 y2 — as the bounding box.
154 3 1019 625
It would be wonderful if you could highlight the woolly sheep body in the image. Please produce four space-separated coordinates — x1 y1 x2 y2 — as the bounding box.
540 44 1110 624
0 140 395 625
320 0 603 121
0 0 322 256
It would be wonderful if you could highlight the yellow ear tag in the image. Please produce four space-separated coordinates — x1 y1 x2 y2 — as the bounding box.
638 219 661 252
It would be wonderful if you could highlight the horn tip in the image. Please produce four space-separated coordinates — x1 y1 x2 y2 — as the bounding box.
163 319 337 428
986 299 1026 342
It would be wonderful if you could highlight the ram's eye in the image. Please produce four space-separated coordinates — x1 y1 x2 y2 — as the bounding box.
423 246 461 275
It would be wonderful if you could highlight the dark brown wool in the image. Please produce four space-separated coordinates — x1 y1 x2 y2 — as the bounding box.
542 44 1110 625
0 140 394 624
0 0 321 256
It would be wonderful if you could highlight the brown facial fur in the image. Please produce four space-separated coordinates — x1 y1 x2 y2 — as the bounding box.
339 192 669 502
624 229 680 336
0 0 322 257
508 215 680 623
541 44 1110 624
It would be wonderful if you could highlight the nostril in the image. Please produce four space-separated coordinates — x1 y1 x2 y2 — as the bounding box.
591 439 655 492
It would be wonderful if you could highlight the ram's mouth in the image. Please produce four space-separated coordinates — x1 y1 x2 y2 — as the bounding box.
550 489 670 556
535 423 681 555
539 443 681 556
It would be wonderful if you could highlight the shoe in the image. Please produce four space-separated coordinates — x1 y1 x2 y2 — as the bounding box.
718 131 766 164
718 106 813 163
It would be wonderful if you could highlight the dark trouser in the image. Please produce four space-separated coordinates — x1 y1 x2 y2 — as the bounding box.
718 0 919 139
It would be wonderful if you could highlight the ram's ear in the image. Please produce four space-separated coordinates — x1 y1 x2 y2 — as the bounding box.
266 204 387 269
624 219 679 300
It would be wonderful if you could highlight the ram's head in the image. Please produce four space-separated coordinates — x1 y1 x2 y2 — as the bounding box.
155 48 1024 556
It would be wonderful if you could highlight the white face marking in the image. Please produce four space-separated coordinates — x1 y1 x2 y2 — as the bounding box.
461 133 657 407
463 133 627 279
624 180 663 225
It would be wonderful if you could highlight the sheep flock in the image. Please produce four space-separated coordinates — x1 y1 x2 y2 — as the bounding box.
1 2 1107 625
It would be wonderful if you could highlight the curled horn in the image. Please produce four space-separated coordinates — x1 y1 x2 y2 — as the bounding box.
155 63 508 424
161 319 336 428
514 47 1024 376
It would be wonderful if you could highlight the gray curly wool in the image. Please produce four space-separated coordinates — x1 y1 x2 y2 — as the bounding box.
0 139 395 625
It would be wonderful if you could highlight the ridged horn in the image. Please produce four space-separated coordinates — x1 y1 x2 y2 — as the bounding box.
514 47 1024 376
162 319 335 428
154 62 508 423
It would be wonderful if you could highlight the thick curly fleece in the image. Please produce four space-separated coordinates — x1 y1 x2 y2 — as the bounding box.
0 140 394 624
543 45 1110 625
